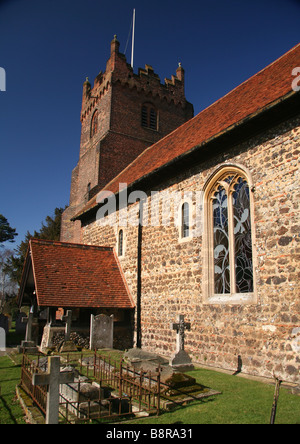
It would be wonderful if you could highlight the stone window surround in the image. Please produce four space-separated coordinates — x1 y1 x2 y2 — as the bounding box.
90 109 99 138
177 195 194 244
202 163 257 306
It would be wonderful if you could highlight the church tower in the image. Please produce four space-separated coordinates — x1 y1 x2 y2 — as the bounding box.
61 36 194 243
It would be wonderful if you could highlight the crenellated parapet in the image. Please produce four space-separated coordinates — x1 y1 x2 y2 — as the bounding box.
80 36 189 123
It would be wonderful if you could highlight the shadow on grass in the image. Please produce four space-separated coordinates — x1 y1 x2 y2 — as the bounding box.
0 395 18 424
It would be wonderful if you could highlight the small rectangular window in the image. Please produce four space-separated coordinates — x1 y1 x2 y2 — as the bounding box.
118 230 124 256
182 203 190 238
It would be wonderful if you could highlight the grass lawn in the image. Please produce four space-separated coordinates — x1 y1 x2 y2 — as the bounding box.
0 355 26 424
0 349 299 425
126 367 300 425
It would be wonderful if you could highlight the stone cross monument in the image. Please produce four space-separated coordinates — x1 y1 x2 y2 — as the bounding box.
32 356 74 424
170 314 194 372
20 307 38 353
62 310 72 341
172 314 191 353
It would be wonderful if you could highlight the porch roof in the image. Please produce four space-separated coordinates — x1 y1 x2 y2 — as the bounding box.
18 239 135 310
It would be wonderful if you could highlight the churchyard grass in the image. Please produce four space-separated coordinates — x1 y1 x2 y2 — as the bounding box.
0 349 299 424
126 367 300 425
0 355 26 424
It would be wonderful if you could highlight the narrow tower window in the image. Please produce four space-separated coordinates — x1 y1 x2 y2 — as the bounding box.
90 110 98 138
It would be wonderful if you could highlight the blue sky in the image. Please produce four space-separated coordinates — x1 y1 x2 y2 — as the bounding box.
0 0 299 248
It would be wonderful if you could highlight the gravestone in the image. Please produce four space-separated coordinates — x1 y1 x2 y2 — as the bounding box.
32 356 74 424
170 314 194 372
90 314 114 350
40 324 67 352
58 310 77 352
40 323 51 352
123 347 221 410
0 327 6 352
125 348 196 388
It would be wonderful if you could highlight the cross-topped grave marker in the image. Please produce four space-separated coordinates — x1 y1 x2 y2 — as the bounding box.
170 314 194 372
172 314 191 353
20 307 38 352
62 310 72 341
32 356 74 424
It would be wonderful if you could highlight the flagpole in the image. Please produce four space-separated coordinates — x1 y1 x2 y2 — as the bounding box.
131 9 136 69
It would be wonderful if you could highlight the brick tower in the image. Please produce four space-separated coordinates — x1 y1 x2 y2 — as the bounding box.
61 36 194 242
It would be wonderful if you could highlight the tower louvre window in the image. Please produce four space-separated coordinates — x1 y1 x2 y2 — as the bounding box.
141 106 148 127
141 104 158 130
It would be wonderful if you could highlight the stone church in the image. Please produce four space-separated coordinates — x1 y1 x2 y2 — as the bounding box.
19 38 300 383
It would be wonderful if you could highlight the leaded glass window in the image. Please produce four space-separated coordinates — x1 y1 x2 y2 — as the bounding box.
118 230 124 256
210 173 253 295
213 185 230 294
182 202 190 238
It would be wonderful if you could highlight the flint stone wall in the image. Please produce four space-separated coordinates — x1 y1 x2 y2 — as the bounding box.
82 116 300 383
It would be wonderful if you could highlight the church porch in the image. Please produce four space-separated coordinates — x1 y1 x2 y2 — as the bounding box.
17 239 135 351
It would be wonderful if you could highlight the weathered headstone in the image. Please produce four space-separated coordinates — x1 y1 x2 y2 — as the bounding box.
59 367 103 419
170 314 194 372
125 348 195 387
40 323 51 351
58 310 77 352
32 356 75 424
90 314 114 350
0 327 6 352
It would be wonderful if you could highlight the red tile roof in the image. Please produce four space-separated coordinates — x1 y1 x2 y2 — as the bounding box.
76 43 300 218
20 239 135 309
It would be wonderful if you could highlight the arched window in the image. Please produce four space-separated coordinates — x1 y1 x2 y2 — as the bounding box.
141 103 158 130
90 110 98 138
118 229 124 257
204 167 255 302
181 202 190 238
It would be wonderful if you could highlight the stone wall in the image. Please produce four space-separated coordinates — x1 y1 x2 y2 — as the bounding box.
82 116 300 383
